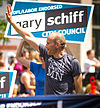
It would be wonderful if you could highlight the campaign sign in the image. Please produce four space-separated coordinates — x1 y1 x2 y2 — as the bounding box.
5 0 94 43
0 70 17 98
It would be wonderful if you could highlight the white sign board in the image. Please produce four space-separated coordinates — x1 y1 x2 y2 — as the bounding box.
5 0 94 43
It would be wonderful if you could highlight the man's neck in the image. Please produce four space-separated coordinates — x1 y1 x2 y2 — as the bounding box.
53 50 65 58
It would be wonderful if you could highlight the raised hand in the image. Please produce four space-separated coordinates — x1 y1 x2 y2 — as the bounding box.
6 4 13 23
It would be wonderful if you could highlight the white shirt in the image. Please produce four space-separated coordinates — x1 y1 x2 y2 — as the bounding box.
84 59 96 73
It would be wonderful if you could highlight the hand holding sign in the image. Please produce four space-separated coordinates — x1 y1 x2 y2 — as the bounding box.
6 4 13 24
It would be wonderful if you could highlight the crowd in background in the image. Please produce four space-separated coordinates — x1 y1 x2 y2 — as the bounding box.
0 48 43 97
0 48 100 96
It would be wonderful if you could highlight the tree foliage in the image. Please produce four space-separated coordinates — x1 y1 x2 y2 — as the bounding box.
0 18 10 45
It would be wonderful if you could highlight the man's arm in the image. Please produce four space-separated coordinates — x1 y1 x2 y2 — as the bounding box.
92 63 100 68
6 4 39 52
16 40 30 68
93 57 100 63
74 74 83 94
92 58 100 67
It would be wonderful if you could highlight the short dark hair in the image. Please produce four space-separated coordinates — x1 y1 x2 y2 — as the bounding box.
87 50 92 55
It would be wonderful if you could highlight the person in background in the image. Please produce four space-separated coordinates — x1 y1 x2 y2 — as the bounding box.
84 83 91 94
8 56 16 70
22 49 29 59
14 60 23 84
12 84 18 97
14 46 30 87
84 81 100 94
30 54 45 95
18 65 35 96
17 40 45 96
0 51 5 62
6 4 83 95
84 49 100 79
0 51 6 70
14 48 29 75
95 80 100 94
0 61 6 70
29 50 40 63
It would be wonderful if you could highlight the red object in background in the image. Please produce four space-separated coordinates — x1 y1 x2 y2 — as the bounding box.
90 76 96 94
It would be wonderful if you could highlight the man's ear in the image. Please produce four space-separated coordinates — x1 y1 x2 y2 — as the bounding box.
56 41 61 48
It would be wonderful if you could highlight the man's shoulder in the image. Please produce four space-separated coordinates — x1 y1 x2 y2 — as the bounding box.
63 54 78 65
65 53 75 61
65 54 81 66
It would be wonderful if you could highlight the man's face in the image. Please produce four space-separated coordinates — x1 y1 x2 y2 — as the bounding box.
46 36 56 55
90 50 95 59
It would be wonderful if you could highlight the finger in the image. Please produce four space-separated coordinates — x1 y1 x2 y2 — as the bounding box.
7 4 10 13
6 12 11 19
6 12 9 17
9 4 12 12
6 12 8 16
7 4 12 13
6 13 9 19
